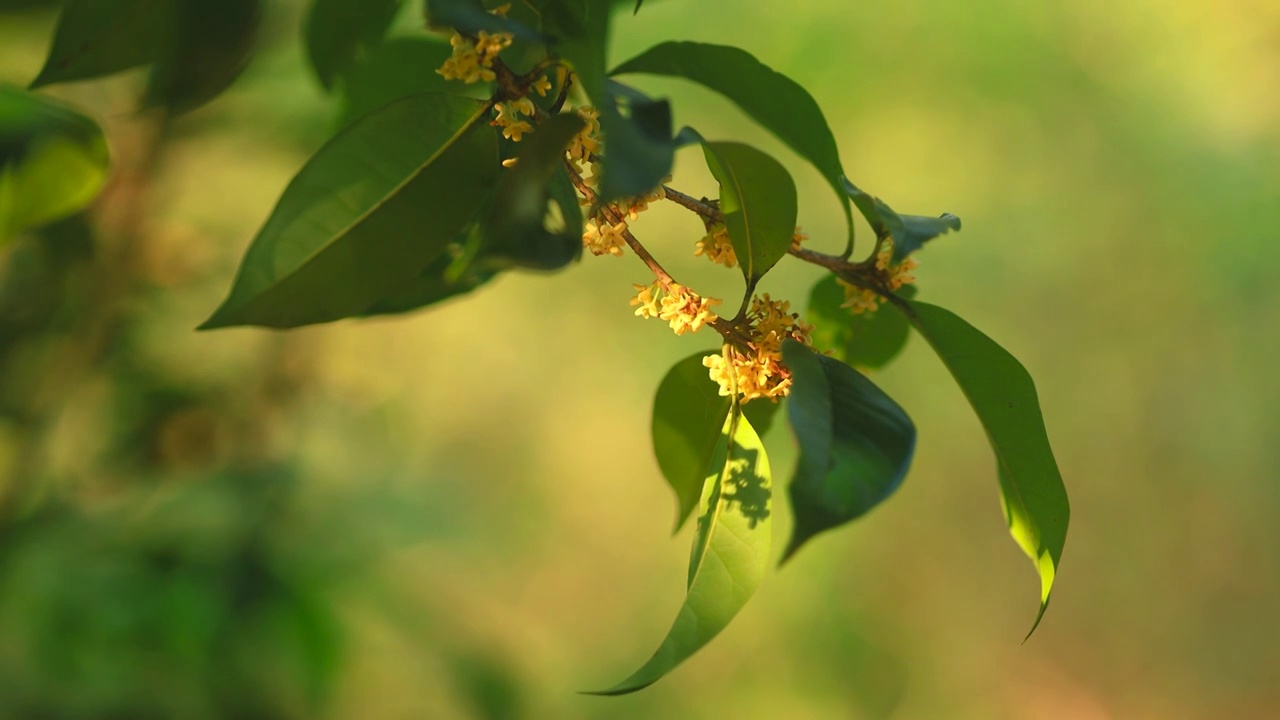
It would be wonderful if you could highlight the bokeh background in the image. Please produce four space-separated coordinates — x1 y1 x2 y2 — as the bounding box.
2 0 1279 718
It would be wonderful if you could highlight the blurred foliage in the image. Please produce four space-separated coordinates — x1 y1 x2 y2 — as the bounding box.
1 0 1278 719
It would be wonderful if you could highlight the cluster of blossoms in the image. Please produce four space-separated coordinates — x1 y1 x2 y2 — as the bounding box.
694 222 736 268
583 217 628 257
630 282 721 336
437 30 512 84
703 294 813 402
838 237 918 314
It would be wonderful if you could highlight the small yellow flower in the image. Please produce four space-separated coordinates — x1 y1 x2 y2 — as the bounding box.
583 218 626 256
502 120 533 142
532 75 553 96
694 223 737 268
630 283 661 318
657 284 720 335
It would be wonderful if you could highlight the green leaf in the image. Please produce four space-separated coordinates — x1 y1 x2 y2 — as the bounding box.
426 0 544 40
841 177 961 261
633 0 643 12
779 340 916 562
806 275 917 369
201 93 497 329
545 0 674 204
903 301 1069 636
652 352 783 531
591 408 771 695
29 0 172 88
611 41 854 252
700 140 796 285
336 37 466 129
304 0 403 91
0 86 109 243
143 0 263 113
482 112 585 270
362 225 498 316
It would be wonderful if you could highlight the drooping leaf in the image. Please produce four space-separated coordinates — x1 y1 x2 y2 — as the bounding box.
591 409 771 695
201 93 497 329
143 0 263 113
29 0 172 88
0 87 109 243
780 340 916 561
304 0 403 91
611 41 854 251
700 140 796 285
841 177 961 261
652 352 783 531
545 0 674 203
807 275 917 369
902 300 1069 635
482 112 585 270
633 0 643 12
336 37 467 129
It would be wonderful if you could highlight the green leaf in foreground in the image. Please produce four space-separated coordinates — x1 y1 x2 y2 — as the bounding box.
806 275 917 369
30 0 171 88
611 41 854 251
201 93 496 329
0 87 109 243
482 112 585 271
841 177 961 261
143 0 263 113
361 224 497 316
903 300 1069 635
304 0 404 91
701 141 797 286
336 37 464 129
780 341 916 562
591 409 771 695
653 352 781 531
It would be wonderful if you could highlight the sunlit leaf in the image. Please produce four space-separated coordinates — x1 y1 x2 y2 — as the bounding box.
201 93 497 329
902 300 1069 636
841 177 960 261
483 112 585 270
591 409 771 695
780 340 915 561
0 87 109 243
701 140 796 285
29 0 171 88
304 0 403 91
611 41 854 251
806 275 917 369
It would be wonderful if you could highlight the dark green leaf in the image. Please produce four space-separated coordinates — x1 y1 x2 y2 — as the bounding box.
903 301 1069 635
841 177 961 261
0 86 109 243
144 0 263 113
362 225 498 316
426 0 545 40
30 0 172 88
780 341 916 562
545 0 674 203
700 141 796 285
591 409 771 695
807 275 917 368
483 112 585 270
633 0 642 13
336 37 467 129
611 41 854 251
201 93 497 329
304 0 403 91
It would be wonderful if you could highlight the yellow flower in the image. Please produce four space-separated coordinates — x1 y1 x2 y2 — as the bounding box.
502 120 533 142
657 284 720 335
583 218 626 256
532 75 553 96
630 283 660 318
694 222 737 268
703 293 812 402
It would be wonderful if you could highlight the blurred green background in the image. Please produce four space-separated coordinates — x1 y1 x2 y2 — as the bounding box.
2 1 1278 718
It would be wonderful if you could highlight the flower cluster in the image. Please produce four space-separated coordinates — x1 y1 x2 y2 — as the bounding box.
437 29 512 84
839 237 919 314
704 294 813 402
494 96 535 142
583 217 628 257
631 282 721 335
567 106 601 165
694 222 736 268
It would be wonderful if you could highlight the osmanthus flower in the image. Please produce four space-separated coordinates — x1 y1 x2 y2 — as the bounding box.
839 236 918 314
583 218 627 257
629 282 721 335
694 222 736 268
704 294 813 402
435 6 514 85
567 106 601 164
624 182 668 220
